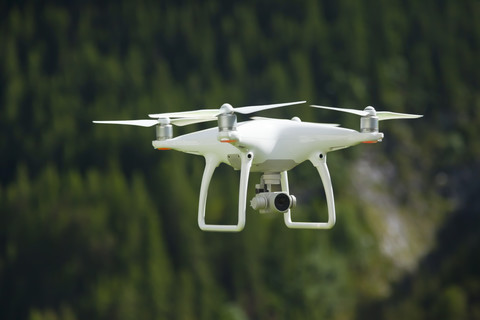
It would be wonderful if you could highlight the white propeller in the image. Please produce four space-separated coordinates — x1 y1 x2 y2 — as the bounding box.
310 105 423 120
92 117 214 127
94 101 306 127
148 101 306 119
93 119 159 127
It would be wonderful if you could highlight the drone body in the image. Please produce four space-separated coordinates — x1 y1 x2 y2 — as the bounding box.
153 118 383 171
94 102 421 232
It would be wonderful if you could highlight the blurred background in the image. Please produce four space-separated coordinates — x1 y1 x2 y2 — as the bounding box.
1 0 479 319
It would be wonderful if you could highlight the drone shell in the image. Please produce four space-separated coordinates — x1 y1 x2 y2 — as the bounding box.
153 117 383 173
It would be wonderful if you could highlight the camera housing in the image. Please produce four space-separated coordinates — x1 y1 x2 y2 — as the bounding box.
250 192 296 213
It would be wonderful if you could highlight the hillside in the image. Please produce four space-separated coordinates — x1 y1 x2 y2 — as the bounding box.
1 0 479 319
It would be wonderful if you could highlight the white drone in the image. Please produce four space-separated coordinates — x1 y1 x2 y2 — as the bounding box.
94 101 422 232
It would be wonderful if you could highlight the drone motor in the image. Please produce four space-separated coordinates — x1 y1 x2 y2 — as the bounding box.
217 106 239 143
360 106 379 133
156 118 173 140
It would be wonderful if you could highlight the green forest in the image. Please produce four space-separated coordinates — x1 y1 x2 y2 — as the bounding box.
1 0 479 319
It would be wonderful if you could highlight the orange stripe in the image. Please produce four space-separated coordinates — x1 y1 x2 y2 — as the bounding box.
157 148 171 150
220 139 237 143
362 141 378 144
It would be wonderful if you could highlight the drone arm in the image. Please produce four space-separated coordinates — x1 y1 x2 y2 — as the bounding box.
198 152 253 232
284 152 336 229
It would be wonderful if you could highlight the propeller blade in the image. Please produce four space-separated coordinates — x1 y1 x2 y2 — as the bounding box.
310 105 368 116
311 105 423 120
93 117 217 127
234 101 306 114
376 112 423 121
250 116 340 126
148 109 219 119
170 117 217 126
93 119 159 127
149 101 306 120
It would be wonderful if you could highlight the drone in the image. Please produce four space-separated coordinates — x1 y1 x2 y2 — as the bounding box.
94 101 422 232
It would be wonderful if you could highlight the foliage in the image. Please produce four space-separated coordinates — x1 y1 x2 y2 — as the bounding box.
0 0 479 319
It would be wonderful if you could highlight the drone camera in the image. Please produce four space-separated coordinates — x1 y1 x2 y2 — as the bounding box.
250 192 296 214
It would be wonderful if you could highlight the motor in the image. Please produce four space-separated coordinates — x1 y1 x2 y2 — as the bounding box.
217 105 239 143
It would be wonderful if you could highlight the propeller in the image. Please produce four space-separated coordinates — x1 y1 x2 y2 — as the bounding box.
92 117 215 127
148 101 306 120
310 105 423 120
250 116 340 127
94 101 306 128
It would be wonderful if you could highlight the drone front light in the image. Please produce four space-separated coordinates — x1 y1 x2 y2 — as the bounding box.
218 131 239 143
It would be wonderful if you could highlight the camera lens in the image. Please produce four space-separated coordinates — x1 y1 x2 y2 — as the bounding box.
274 193 291 212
